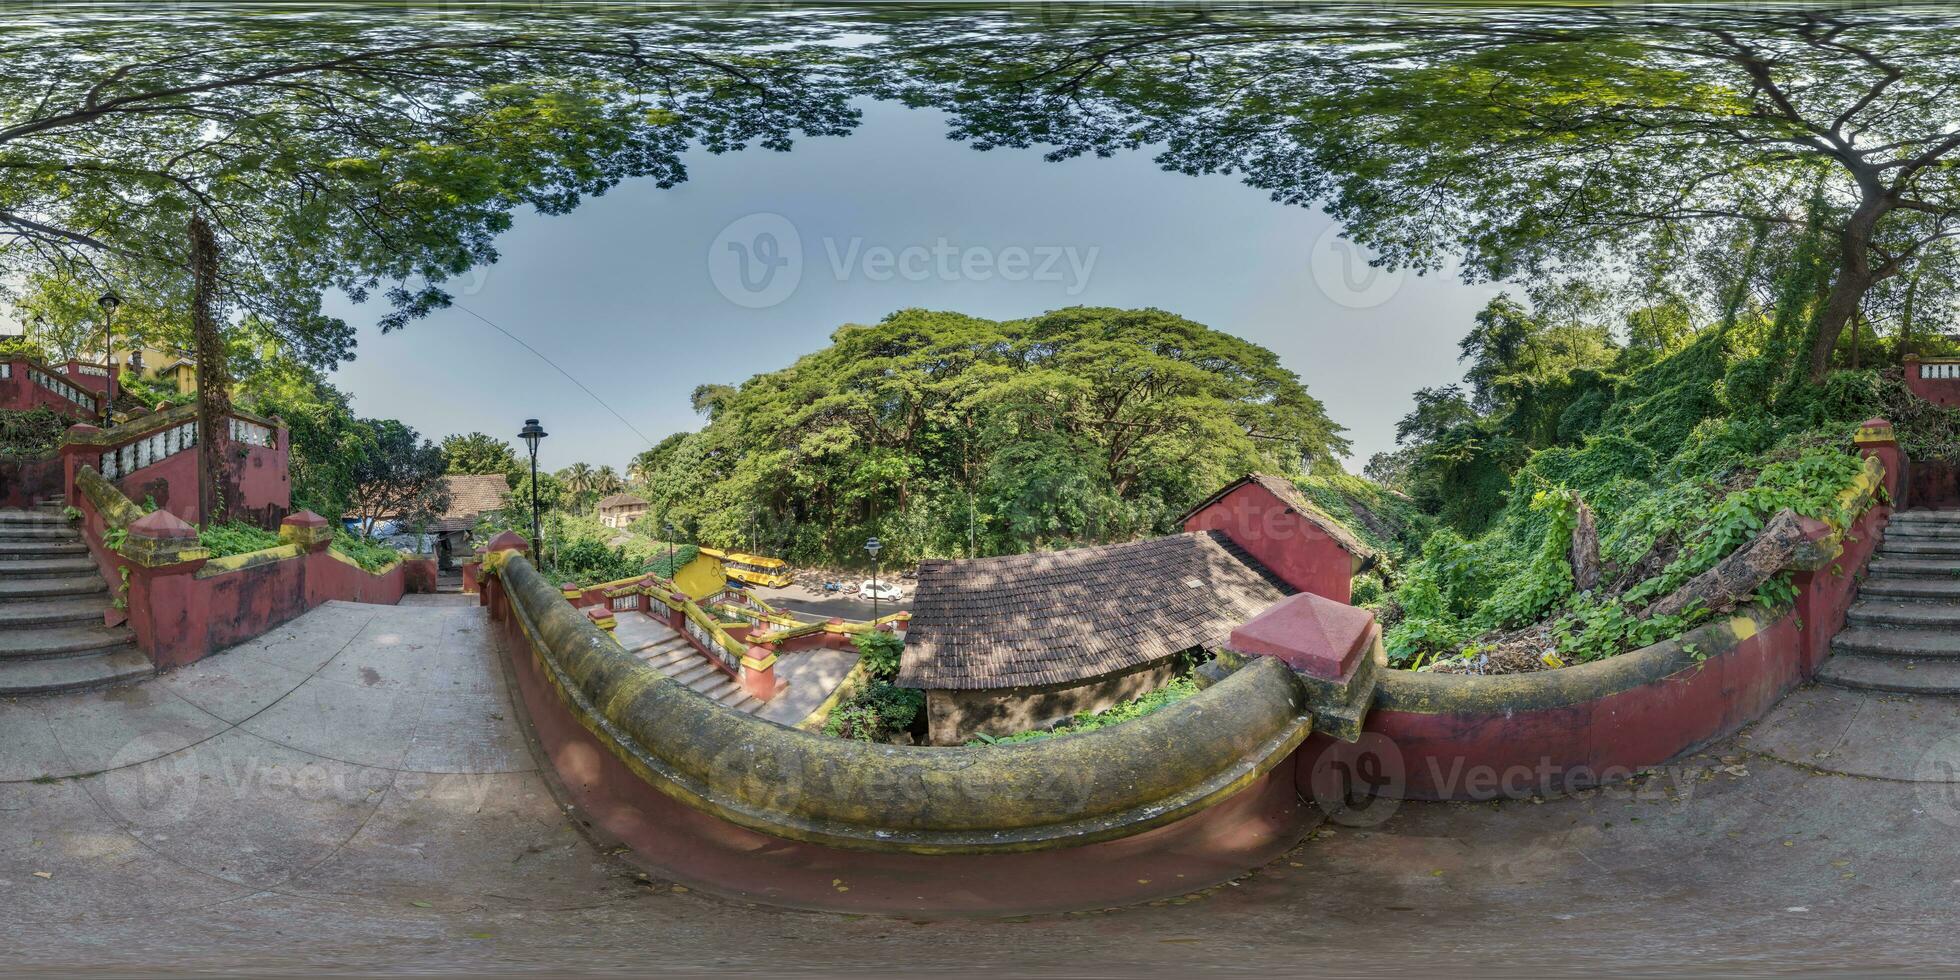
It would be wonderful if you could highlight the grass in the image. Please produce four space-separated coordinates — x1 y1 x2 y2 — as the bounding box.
331 529 403 571
198 521 282 558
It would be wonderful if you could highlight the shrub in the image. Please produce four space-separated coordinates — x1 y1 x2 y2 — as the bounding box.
852 628 904 679
1 407 71 460
822 681 925 742
199 521 281 558
331 529 401 572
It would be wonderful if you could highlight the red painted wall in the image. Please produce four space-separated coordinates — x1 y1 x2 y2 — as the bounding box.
59 360 117 401
61 419 289 527
130 551 406 670
0 457 64 509
1 359 100 420
1905 358 1960 407
1909 460 1960 510
1182 482 1354 602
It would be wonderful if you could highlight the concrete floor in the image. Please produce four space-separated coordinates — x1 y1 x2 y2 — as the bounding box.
3 599 1953 973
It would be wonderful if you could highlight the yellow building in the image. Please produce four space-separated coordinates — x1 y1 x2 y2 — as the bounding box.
117 342 197 395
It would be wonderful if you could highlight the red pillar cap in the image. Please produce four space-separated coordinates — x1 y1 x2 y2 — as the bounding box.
486 530 530 554
1229 592 1376 681
282 510 329 529
128 508 198 541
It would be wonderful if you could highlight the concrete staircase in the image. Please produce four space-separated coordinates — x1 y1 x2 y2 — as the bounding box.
1817 509 1960 695
0 500 152 696
617 618 766 714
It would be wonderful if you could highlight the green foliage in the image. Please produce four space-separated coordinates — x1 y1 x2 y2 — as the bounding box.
117 370 194 410
0 336 51 363
198 521 281 558
330 529 401 572
440 433 520 477
968 677 1199 745
344 418 449 538
643 542 700 579
851 629 904 680
822 681 925 743
0 407 68 459
541 537 641 587
236 355 363 518
637 306 1349 565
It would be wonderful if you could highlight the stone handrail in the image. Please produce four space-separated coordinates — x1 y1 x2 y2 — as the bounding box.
63 402 283 481
493 549 1314 853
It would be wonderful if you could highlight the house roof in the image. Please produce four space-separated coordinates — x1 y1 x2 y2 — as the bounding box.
1175 473 1372 560
596 493 648 510
895 530 1293 691
435 474 511 532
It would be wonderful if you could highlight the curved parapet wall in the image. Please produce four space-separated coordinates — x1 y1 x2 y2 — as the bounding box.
1303 496 1889 801
495 551 1313 854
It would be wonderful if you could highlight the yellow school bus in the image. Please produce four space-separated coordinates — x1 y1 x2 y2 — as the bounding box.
696 547 794 588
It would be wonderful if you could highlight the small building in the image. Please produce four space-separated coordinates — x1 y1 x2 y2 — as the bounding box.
897 530 1294 745
1178 473 1373 603
596 492 648 529
344 473 510 570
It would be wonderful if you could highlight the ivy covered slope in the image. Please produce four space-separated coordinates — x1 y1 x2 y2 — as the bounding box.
1376 304 1938 675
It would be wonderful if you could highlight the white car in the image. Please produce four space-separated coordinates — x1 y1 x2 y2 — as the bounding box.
860 579 904 602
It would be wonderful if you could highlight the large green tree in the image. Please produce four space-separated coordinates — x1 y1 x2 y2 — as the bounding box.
440 432 519 477
642 306 1347 563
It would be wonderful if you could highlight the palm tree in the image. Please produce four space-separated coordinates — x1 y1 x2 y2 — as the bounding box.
594 465 624 496
557 462 597 496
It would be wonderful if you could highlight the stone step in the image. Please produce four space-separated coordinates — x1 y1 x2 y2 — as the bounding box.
1816 655 1960 696
0 596 111 629
0 508 68 525
0 557 99 579
1892 509 1960 521
0 526 80 542
0 539 87 557
697 677 740 701
1866 558 1960 579
1847 600 1960 630
0 650 150 697
0 624 137 661
1832 626 1960 659
0 648 152 697
667 661 717 685
642 647 698 671
1860 576 1960 602
1880 538 1960 558
0 575 108 601
1887 521 1960 540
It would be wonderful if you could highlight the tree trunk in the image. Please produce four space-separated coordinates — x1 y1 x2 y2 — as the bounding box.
188 214 232 524
1901 265 1922 365
1569 499 1602 592
1642 509 1808 620
1808 198 1888 382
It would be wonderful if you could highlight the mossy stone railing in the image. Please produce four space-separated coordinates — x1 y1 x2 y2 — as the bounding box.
494 550 1315 854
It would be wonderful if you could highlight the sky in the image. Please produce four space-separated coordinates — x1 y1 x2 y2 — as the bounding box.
323 98 1503 475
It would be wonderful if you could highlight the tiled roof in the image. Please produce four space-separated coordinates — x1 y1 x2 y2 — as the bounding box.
1175 473 1372 559
596 493 648 510
895 530 1292 691
436 474 511 533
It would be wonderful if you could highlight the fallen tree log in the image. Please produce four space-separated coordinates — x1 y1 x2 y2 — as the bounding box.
1641 509 1807 620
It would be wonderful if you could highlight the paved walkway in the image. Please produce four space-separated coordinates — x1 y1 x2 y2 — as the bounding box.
4 599 1956 972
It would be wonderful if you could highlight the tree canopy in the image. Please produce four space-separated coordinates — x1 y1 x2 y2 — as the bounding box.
865 5 1960 380
0 8 857 367
638 306 1347 564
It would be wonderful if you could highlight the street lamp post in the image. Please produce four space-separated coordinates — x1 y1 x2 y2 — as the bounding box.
864 536 883 623
518 419 547 565
96 292 121 427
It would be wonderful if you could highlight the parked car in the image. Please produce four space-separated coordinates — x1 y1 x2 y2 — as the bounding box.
860 578 903 602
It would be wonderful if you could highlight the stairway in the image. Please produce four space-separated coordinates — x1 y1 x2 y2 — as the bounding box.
1817 509 1960 695
0 500 152 696
616 617 767 714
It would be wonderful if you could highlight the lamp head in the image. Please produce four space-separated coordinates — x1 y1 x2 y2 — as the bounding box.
518 418 547 455
864 537 882 559
97 292 122 313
